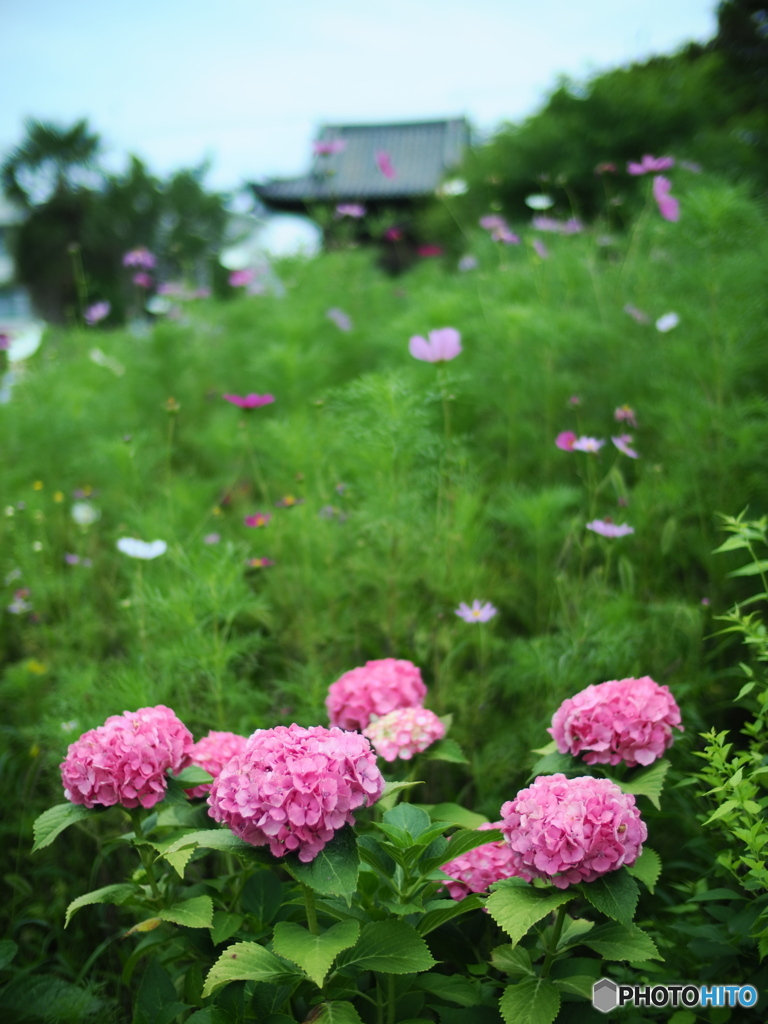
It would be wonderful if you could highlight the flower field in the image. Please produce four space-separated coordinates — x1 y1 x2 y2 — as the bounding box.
1 173 768 1022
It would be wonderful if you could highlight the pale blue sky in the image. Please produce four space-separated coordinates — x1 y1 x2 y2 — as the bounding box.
0 0 718 192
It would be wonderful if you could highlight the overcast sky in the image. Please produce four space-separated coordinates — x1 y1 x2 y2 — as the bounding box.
1 0 718 193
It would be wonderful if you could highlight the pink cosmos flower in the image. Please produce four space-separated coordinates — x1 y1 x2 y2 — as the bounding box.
229 269 255 287
442 822 521 900
561 218 584 235
132 272 152 288
123 247 156 269
611 434 639 458
375 150 397 179
275 495 303 508
208 723 384 862
550 676 683 768
555 431 577 451
384 226 403 241
455 600 497 623
314 139 346 156
595 163 617 174
479 215 506 231
532 239 549 259
568 396 581 407
500 774 647 888
326 658 427 731
327 308 352 332
586 518 634 538
60 705 193 809
531 215 583 235
336 203 366 218
626 155 675 176
246 556 275 568
572 436 605 453
363 706 445 761
84 301 111 325
408 327 462 363
652 175 680 222
222 393 275 408
624 304 650 324
417 245 443 257
186 730 248 797
614 405 637 427
493 225 520 244
244 512 271 528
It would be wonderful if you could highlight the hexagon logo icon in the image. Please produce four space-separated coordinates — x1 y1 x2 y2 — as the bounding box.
593 978 619 1013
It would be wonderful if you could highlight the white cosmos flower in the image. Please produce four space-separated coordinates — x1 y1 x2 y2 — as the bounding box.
525 194 555 210
655 312 680 333
117 537 167 559
71 501 100 526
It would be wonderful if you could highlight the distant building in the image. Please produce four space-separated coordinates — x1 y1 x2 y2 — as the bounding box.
252 118 469 216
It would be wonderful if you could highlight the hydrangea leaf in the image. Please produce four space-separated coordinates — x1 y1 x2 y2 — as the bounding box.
490 943 534 976
202 942 302 997
527 751 581 780
32 803 94 853
163 829 253 856
303 1003 364 1024
581 868 639 925
499 977 560 1024
625 847 662 893
172 766 214 786
416 894 484 935
422 828 503 873
284 825 360 898
616 759 670 810
272 919 360 987
336 920 436 974
241 870 283 927
159 896 214 929
583 922 663 961
210 911 244 946
133 957 189 1024
424 803 489 829
486 879 572 947
0 940 19 970
65 883 137 927
424 738 468 763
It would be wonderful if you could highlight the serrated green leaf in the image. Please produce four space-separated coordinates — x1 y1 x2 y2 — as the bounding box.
65 883 137 927
202 942 301 997
556 917 595 950
425 828 503 873
173 766 214 786
728 559 768 578
416 894 484 935
336 920 436 974
703 799 738 825
304 1002 364 1024
581 869 639 925
163 828 253 855
284 825 359 898
415 971 483 1006
425 738 469 763
377 780 423 810
486 880 572 947
159 896 213 929
528 751 581 779
32 803 94 853
625 847 662 893
583 922 663 961
133 957 189 1024
490 943 534 976
272 920 360 987
499 977 560 1024
551 974 597 999
619 759 670 810
424 803 489 829
210 911 244 946
184 1010 237 1024
241 870 283 927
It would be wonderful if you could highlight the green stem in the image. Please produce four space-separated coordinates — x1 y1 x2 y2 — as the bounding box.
387 973 396 1024
541 903 570 979
301 881 319 935
129 809 161 901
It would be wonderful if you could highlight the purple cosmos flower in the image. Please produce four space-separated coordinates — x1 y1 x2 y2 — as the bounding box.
652 175 680 222
614 405 637 427
0 334 10 351
417 245 443 257
123 247 156 269
84 301 111 326
586 519 635 538
626 155 675 176
327 308 352 332
455 600 497 623
624 304 650 324
409 327 462 363
244 512 271 528
572 436 605 453
612 434 639 459
375 150 397 179
555 430 577 451
479 215 506 231
656 312 679 333
336 203 365 218
203 533 220 544
132 272 152 288
313 139 346 156
64 553 81 565
222 393 275 408
229 269 255 287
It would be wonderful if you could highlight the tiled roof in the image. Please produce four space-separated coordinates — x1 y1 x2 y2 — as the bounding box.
253 118 469 207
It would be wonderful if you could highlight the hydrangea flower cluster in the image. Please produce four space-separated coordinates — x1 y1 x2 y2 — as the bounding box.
363 707 445 761
441 822 521 900
60 705 193 809
186 730 248 797
549 676 683 767
208 724 384 862
326 658 427 731
500 774 647 889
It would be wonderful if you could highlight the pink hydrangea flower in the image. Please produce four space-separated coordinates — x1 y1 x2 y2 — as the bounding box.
326 658 427 731
586 518 634 538
652 175 680 222
60 705 193 809
555 430 577 451
223 393 275 408
208 724 384 861
572 436 605 453
409 327 462 363
186 730 248 797
363 706 445 761
611 434 639 458
549 676 683 767
627 155 675 176
500 774 647 888
123 247 156 269
441 822 521 899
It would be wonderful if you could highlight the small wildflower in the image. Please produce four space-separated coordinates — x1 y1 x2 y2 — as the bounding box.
246 557 275 568
244 512 271 528
409 327 462 363
656 312 680 333
652 175 680 222
326 308 352 332
532 238 549 259
33 480 44 491
163 397 181 413
614 404 637 427
568 395 581 407
4 506 14 517
222 393 275 409
123 247 156 269
586 518 634 538
116 538 168 559
275 495 303 508
132 272 152 288
335 202 365 218
84 301 111 325
455 600 497 623
71 501 100 526
555 430 577 451
701 597 710 606
612 434 639 458
229 269 255 287
572 436 605 453
64 553 81 565
203 533 220 544
8 588 32 613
